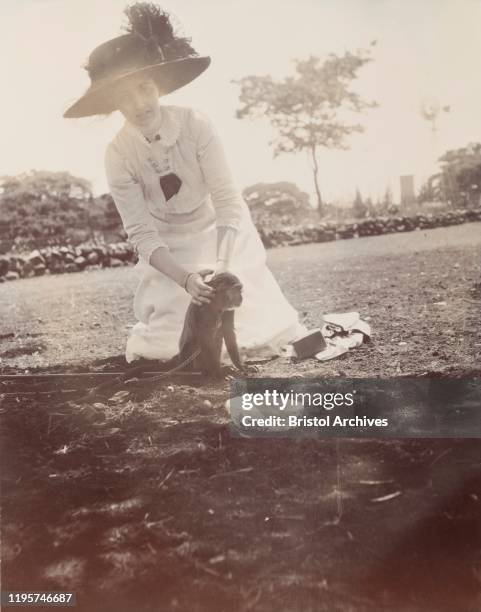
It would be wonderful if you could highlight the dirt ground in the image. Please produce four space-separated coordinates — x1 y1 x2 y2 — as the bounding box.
1 223 481 611
1 222 480 376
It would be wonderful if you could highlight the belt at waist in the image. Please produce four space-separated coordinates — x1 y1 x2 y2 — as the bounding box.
150 196 216 233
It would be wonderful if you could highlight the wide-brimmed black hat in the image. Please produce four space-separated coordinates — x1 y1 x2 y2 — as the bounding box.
63 2 210 118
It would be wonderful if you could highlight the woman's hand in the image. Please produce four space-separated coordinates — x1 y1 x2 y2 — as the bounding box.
185 269 214 305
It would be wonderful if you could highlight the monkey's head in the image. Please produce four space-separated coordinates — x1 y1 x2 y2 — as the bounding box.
207 272 243 310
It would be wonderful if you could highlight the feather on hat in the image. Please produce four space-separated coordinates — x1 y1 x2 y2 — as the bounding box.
63 2 210 118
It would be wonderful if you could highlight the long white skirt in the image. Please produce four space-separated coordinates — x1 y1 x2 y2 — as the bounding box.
125 199 305 363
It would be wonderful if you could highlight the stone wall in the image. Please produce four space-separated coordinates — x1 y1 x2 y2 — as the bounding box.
1 209 480 282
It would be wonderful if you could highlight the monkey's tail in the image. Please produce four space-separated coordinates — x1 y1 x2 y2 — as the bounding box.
124 349 201 385
67 349 202 404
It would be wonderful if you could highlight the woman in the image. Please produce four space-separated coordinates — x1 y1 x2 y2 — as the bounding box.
64 2 304 363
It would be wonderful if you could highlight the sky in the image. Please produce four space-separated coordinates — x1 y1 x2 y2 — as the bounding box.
1 0 481 205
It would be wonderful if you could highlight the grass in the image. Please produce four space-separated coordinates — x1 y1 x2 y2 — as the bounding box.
1 222 481 611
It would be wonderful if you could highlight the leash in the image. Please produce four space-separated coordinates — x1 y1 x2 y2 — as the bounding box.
0 350 201 402
71 348 202 402
1 355 273 401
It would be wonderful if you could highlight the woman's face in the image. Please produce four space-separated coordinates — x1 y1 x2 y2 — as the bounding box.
113 76 161 132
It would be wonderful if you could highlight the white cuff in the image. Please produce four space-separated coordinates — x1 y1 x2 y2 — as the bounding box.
217 227 237 266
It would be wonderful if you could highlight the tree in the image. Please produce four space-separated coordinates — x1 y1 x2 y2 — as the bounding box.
428 143 481 206
364 196 375 217
234 46 377 216
382 186 393 209
0 170 92 249
242 181 313 227
352 189 367 218
243 181 310 209
377 186 398 215
417 179 437 204
0 170 91 202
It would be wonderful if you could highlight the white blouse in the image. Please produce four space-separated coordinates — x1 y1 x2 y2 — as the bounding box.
105 105 243 263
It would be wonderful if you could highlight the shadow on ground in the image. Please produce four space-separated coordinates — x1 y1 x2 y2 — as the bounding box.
2 372 480 612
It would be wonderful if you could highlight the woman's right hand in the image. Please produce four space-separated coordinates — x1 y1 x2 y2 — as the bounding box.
185 269 214 305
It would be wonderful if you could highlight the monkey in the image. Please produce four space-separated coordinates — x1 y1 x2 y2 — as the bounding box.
176 271 252 379
77 272 254 400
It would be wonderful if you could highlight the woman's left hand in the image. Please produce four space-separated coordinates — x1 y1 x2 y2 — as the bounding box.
185 269 214 305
